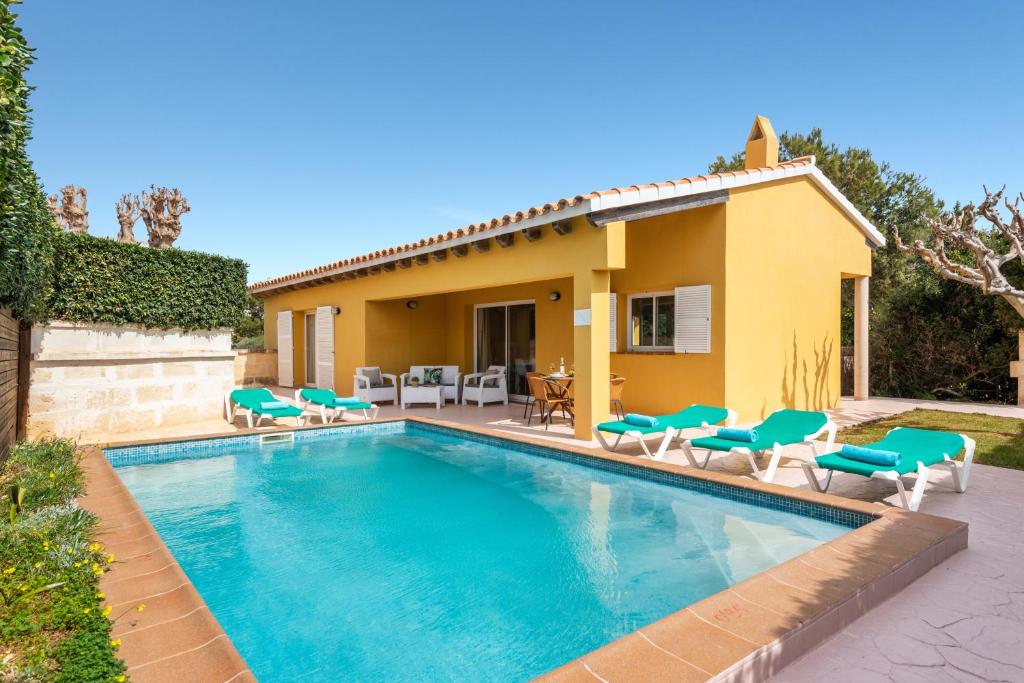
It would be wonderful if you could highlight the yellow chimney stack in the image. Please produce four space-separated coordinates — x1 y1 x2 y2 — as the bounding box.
744 115 779 170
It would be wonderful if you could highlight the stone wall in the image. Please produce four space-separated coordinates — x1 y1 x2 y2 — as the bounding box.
27 321 236 442
234 350 277 386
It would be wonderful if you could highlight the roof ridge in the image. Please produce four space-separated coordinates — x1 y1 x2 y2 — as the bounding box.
250 157 820 290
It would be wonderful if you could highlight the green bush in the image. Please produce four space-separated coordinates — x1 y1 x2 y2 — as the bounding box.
1 438 125 681
0 1 60 323
49 232 248 331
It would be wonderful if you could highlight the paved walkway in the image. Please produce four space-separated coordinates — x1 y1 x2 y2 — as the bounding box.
98 394 1024 682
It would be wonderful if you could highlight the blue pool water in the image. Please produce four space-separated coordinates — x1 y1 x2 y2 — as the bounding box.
110 423 859 681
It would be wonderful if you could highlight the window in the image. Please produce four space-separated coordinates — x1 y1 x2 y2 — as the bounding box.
628 292 675 351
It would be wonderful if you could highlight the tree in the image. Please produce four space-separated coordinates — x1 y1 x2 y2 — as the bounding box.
894 188 1024 317
139 186 190 248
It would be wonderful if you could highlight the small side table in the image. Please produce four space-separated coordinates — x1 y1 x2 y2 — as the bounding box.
401 383 443 409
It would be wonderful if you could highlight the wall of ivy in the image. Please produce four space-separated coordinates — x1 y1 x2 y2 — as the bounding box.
48 233 248 331
0 1 60 323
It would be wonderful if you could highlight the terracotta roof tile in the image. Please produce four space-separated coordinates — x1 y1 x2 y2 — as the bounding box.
249 157 817 291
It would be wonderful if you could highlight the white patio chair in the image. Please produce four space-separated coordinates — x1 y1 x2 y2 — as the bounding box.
462 365 508 406
353 366 398 404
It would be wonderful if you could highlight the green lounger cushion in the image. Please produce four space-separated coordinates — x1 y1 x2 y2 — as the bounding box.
690 409 828 452
596 404 730 436
815 427 965 477
231 388 302 417
300 388 372 410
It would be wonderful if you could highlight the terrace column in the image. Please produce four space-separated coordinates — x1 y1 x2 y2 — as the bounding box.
854 276 870 401
573 269 611 440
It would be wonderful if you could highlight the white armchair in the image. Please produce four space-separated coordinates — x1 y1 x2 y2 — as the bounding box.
462 365 508 406
400 365 461 403
354 366 398 404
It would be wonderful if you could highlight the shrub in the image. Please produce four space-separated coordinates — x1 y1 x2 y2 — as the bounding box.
49 232 248 331
0 1 60 323
0 438 126 681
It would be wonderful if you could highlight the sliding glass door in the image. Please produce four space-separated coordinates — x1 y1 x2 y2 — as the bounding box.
475 302 536 400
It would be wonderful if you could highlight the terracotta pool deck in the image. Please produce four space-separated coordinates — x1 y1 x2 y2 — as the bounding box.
81 396 1024 682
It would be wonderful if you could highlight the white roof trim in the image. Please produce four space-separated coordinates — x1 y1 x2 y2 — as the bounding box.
251 158 885 294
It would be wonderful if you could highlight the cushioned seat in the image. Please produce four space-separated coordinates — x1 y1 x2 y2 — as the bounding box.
593 404 735 460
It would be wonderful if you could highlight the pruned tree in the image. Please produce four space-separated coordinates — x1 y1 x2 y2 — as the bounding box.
48 185 89 233
115 193 141 244
894 187 1024 318
895 186 1024 405
139 186 190 248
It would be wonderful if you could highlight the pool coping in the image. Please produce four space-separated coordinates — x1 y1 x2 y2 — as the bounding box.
86 417 968 682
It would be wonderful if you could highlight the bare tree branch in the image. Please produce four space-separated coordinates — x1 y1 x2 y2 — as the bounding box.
894 186 1024 319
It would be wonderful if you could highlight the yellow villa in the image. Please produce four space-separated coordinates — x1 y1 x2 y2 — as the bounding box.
251 116 883 439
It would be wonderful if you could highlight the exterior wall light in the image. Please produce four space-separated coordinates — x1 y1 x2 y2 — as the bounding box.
406 300 419 310
549 291 561 302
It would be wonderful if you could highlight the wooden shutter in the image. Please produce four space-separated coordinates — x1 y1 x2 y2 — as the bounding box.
277 310 294 386
315 306 335 391
608 293 618 352
673 285 711 353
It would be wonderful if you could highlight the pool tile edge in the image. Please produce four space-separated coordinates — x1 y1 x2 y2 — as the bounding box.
77 445 257 683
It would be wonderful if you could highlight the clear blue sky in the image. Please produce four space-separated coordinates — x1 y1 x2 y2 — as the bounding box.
19 1 1024 283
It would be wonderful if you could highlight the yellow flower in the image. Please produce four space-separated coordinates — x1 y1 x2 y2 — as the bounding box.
116 675 126 682
111 638 122 648
136 603 146 612
106 553 115 564
2 567 14 575
66 548 73 555
48 471 55 479
83 607 91 614
102 606 112 617
42 541 49 550
18 585 27 591
97 592 105 600
89 543 101 552
33 561 42 569
91 562 100 572
73 562 81 568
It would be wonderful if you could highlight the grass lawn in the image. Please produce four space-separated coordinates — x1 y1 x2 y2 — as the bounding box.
839 408 1024 470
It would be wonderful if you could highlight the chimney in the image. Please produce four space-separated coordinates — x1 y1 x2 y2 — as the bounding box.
744 115 779 170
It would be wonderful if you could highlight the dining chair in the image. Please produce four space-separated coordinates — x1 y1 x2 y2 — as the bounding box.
610 376 626 419
526 376 573 429
522 371 544 420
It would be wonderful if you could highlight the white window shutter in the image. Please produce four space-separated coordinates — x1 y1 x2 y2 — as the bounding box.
609 293 618 353
674 285 711 353
315 306 335 391
277 310 294 386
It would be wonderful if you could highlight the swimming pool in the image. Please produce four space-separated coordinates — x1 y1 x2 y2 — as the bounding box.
107 422 865 681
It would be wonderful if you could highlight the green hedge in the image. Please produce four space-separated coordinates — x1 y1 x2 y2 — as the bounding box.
0 1 61 323
49 232 248 331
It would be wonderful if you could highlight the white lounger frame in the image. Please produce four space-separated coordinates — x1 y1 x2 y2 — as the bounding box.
293 390 379 424
592 407 738 461
223 393 305 429
800 432 976 511
679 411 838 484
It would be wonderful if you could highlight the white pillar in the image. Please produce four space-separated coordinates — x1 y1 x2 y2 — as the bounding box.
854 276 869 401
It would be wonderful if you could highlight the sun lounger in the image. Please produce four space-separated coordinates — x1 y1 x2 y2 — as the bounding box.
801 427 975 511
225 388 305 428
680 409 836 483
295 388 379 423
593 404 736 460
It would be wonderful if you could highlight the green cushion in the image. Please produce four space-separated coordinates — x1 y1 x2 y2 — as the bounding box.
691 409 827 452
597 404 730 436
231 388 302 417
300 388 334 405
815 427 965 476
